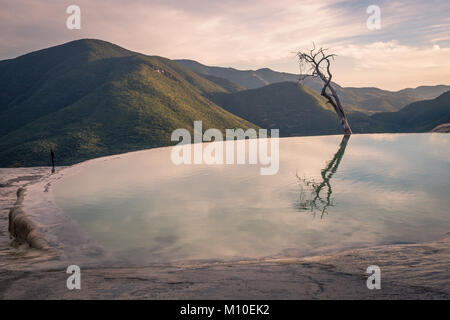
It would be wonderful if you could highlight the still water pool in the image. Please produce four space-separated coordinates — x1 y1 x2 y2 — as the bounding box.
53 134 450 264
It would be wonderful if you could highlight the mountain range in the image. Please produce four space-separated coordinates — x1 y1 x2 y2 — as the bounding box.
212 82 388 136
0 39 449 167
175 59 450 114
0 39 255 167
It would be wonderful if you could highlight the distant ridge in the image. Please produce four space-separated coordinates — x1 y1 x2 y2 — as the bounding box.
372 91 450 132
211 81 450 136
175 59 450 114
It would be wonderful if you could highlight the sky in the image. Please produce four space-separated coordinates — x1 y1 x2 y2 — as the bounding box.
0 0 449 90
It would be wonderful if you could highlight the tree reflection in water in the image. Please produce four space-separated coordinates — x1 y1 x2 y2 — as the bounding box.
295 135 350 218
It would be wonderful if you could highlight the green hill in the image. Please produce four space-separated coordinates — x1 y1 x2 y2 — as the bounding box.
0 39 257 167
200 74 245 93
211 81 386 136
372 91 450 132
175 59 450 114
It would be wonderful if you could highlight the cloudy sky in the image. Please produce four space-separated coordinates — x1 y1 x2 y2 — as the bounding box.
1 0 449 90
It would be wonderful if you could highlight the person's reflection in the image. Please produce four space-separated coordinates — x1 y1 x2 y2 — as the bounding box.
295 135 350 218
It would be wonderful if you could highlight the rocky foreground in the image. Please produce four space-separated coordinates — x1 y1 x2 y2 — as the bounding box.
432 123 450 133
0 168 449 299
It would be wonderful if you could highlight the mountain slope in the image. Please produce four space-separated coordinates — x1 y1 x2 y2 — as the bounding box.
372 91 450 132
335 86 450 115
212 82 386 136
0 39 257 167
200 74 245 93
175 59 317 90
176 59 450 114
397 85 450 100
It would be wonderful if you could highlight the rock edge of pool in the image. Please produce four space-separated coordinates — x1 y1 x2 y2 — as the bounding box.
1 136 449 299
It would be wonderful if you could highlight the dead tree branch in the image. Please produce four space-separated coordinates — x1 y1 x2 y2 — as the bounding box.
297 45 352 134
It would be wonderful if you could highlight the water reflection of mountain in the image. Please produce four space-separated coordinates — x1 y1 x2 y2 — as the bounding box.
295 135 350 218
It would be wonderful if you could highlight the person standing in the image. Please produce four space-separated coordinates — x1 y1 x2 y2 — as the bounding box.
50 148 55 173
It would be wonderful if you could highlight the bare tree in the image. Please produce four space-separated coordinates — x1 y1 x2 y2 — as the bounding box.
297 44 352 134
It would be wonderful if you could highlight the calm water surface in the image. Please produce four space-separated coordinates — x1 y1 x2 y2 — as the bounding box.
53 134 450 264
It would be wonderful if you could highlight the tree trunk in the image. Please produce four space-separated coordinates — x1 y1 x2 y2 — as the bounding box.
297 47 353 135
